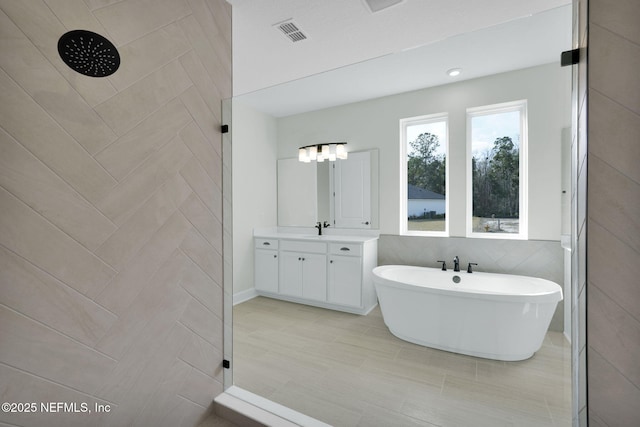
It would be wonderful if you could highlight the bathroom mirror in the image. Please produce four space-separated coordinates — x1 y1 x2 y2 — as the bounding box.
276 158 317 226
276 149 379 228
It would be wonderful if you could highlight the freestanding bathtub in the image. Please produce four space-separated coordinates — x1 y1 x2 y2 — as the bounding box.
372 265 563 361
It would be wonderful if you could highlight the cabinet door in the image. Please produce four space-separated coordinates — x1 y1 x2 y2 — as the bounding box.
333 151 371 228
254 249 278 293
279 251 303 297
328 255 362 307
302 253 327 301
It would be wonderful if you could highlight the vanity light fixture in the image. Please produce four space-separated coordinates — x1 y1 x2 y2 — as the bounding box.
298 143 348 163
447 68 462 77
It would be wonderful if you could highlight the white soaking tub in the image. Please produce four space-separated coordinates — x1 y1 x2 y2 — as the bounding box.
372 265 563 361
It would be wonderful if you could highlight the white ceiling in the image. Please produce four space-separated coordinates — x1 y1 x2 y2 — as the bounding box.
230 0 572 117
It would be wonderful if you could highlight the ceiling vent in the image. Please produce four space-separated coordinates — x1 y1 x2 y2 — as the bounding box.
363 0 404 13
274 19 308 42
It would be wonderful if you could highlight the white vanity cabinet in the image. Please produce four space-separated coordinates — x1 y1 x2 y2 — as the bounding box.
328 243 363 308
279 240 327 300
254 238 279 293
253 234 378 315
279 252 327 301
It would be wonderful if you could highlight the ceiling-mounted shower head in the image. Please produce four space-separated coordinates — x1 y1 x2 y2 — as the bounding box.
57 30 120 77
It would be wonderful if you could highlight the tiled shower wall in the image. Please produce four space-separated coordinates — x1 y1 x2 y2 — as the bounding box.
586 0 640 425
378 235 565 331
0 1 231 426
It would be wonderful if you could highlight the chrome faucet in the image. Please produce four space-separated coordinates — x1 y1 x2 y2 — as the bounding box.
453 256 460 272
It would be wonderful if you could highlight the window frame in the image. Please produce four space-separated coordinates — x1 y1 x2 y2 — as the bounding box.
466 100 528 240
400 113 450 237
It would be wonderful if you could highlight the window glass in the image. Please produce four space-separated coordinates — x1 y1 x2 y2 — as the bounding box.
400 115 448 235
468 101 527 238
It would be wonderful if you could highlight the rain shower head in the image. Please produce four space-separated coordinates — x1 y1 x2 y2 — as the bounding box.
57 30 120 77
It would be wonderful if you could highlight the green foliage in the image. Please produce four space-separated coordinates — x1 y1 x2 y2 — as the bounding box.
407 132 446 195
472 136 519 218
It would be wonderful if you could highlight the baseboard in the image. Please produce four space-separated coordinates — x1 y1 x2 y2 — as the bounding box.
234 288 258 305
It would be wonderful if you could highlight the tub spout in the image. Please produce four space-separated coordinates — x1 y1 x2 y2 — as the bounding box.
453 256 460 272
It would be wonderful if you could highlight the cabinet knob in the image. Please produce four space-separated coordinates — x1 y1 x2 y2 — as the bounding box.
273 254 277 258
362 221 370 225
330 260 333 263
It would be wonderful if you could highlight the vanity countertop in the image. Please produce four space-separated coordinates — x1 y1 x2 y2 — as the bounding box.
254 228 378 243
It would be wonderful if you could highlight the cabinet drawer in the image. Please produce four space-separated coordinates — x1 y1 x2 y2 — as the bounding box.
255 238 279 249
280 240 327 254
329 243 362 256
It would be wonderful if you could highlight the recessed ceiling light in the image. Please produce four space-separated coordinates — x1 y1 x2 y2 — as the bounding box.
447 68 462 77
363 0 404 13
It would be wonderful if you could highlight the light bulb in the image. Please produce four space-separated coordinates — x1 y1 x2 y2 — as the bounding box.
328 144 336 161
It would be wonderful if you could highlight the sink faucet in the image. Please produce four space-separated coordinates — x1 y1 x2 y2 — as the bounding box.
453 256 460 272
315 221 331 236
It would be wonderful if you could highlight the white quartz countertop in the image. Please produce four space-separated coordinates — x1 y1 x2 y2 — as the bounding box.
254 227 379 243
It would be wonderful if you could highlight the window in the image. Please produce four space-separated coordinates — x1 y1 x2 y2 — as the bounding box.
467 100 527 239
400 114 448 235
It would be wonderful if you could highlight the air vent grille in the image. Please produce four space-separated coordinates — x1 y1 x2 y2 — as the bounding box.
274 20 308 42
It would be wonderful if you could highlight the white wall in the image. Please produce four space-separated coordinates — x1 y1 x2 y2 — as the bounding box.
277 63 571 240
232 101 278 296
232 63 571 297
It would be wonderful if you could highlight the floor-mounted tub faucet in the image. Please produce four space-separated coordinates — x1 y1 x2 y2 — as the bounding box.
453 256 460 272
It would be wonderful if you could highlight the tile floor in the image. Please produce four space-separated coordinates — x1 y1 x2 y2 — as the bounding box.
197 412 243 427
233 297 571 427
